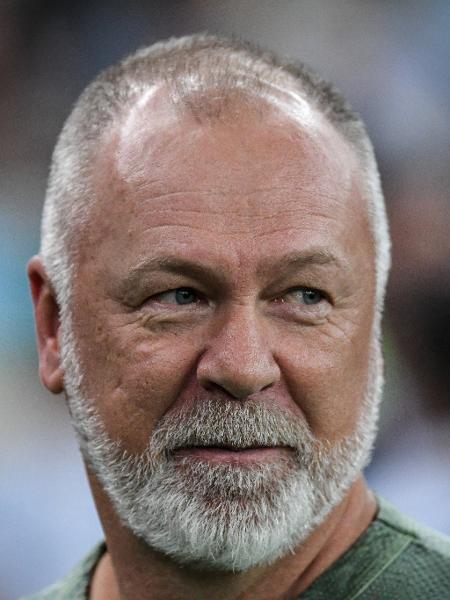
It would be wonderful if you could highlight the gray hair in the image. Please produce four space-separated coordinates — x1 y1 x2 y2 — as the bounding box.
40 33 390 319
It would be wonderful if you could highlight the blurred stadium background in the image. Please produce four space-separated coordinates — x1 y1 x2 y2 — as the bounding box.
1 1 449 598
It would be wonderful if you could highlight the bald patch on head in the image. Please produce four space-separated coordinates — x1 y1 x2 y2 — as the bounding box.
113 82 342 194
116 83 180 188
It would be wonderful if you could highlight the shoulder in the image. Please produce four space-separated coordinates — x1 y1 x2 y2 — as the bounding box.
364 497 450 597
20 542 106 600
301 497 450 600
377 495 450 558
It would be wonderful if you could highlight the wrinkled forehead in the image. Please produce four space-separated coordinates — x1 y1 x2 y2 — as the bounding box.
82 81 369 271
74 81 374 297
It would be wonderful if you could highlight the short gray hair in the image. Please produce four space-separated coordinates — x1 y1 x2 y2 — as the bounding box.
40 33 390 318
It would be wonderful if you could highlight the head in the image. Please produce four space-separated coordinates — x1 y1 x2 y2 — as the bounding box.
29 34 390 572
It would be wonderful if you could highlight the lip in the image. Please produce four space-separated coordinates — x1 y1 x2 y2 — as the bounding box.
172 446 292 464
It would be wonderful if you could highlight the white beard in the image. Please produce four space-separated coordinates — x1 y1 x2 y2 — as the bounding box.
61 318 382 572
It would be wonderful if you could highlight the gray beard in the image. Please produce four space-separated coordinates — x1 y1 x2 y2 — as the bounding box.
62 322 382 572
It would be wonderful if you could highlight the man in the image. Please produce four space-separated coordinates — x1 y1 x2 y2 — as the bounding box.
26 34 450 599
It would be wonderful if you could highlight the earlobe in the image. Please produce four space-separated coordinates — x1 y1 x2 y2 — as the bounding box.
28 256 64 394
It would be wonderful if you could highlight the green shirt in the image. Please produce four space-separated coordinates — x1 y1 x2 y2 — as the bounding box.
23 498 450 599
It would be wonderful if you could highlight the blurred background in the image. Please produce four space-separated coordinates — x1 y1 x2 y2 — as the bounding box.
1 1 449 598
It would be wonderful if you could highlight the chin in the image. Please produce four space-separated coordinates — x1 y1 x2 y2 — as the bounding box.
104 458 356 573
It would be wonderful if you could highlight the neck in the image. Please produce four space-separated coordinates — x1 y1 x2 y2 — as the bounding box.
88 472 376 600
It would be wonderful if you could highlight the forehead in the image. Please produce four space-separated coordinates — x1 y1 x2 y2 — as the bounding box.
114 83 356 196
83 86 371 274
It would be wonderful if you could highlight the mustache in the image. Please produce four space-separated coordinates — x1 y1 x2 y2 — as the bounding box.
148 398 320 459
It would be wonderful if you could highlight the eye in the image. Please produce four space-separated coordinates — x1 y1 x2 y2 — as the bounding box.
152 287 203 306
282 287 327 306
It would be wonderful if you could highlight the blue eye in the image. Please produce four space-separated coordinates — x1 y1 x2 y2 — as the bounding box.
155 287 201 305
301 289 323 305
150 288 200 306
174 288 198 305
285 288 325 305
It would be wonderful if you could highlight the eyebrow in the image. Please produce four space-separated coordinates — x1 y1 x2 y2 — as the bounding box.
117 249 346 296
257 249 349 280
119 256 224 294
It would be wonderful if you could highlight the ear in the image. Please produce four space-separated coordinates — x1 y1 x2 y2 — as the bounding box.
28 256 64 393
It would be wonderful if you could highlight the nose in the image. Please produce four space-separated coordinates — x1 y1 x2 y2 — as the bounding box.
196 305 280 399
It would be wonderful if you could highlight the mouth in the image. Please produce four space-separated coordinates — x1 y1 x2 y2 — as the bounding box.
172 445 293 464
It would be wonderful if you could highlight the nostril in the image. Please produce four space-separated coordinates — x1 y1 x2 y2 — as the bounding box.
200 377 275 400
199 379 249 399
201 380 227 394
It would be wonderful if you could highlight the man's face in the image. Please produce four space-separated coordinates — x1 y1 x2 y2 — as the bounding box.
64 91 378 569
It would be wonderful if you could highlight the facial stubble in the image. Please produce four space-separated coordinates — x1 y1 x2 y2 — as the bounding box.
61 319 382 572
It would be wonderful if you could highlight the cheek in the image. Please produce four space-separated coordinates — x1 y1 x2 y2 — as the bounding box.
278 321 373 441
73 314 200 453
